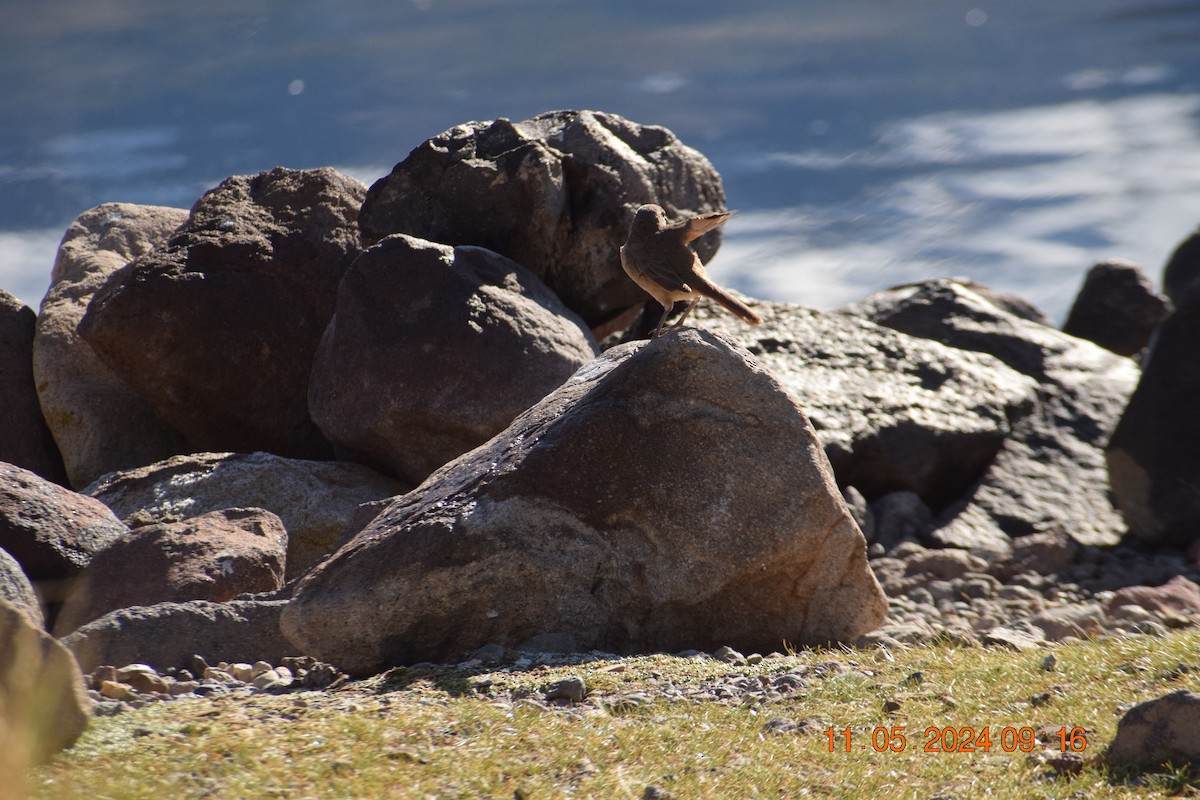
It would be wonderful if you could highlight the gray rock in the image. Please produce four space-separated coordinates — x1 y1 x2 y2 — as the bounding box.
33 203 189 488
359 110 727 326
282 329 886 673
0 597 90 765
83 451 406 579
1107 282 1200 548
78 168 367 460
1029 603 1106 641
981 625 1045 651
62 598 294 674
55 508 288 634
689 301 1036 510
1107 690 1200 768
849 278 1138 549
544 676 588 703
308 234 599 484
1062 260 1169 358
0 290 65 483
0 546 43 628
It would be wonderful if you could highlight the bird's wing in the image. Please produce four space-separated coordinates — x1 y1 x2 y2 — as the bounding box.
677 210 735 244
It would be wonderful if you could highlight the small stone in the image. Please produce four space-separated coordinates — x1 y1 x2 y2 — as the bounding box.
122 670 169 695
1039 654 1057 672
252 660 274 677
643 785 672 800
745 653 764 665
883 698 902 712
471 644 507 662
252 668 293 691
188 654 210 676
301 662 341 689
1030 691 1052 707
713 645 745 664
982 626 1045 652
89 665 118 688
203 667 236 683
229 662 255 682
98 680 135 701
545 676 588 703
169 681 199 696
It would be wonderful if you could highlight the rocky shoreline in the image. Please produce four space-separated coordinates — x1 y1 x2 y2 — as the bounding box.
1 109 1199 773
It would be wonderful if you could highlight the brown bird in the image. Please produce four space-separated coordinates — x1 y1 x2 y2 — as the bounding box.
620 203 763 337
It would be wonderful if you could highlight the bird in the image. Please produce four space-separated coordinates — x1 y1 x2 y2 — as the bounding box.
620 203 763 337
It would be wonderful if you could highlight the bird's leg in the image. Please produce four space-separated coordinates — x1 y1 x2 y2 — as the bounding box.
665 298 700 332
652 302 673 338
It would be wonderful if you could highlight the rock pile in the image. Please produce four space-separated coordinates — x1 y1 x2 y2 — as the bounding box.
0 109 1198 770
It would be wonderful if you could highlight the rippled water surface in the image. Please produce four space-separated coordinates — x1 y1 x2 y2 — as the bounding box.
3 0 1199 319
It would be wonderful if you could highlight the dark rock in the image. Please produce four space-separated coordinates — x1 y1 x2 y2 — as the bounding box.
78 168 367 460
848 278 1138 549
1162 224 1200 305
282 329 886 674
688 300 1035 511
0 291 66 484
1062 260 1170 358
0 461 127 581
544 676 587 703
0 546 43 628
1107 690 1200 769
34 203 189 488
1107 283 1200 548
308 234 599 484
55 508 288 634
83 451 406 580
358 110 726 326
0 598 90 765
61 598 294 674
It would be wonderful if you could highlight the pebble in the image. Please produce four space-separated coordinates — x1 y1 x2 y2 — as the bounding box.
543 676 588 703
82 657 345 714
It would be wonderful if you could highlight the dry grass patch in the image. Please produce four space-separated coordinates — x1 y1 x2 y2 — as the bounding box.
25 628 1200 799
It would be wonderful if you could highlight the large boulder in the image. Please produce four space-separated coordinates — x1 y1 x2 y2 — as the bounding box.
1108 282 1200 548
683 300 1036 511
77 168 367 460
1061 260 1169 358
0 462 127 582
0 598 90 766
62 598 293 674
1107 691 1200 769
83 451 407 579
846 279 1139 550
283 329 887 674
33 203 189 488
309 234 600 484
55 508 288 634
0 291 66 484
358 110 727 326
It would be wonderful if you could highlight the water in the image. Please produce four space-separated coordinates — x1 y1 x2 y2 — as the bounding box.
2 0 1199 321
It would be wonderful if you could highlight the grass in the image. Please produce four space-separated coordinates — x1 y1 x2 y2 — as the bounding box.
22 628 1200 799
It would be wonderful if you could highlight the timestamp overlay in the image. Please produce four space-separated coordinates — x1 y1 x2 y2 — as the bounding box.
824 725 1088 754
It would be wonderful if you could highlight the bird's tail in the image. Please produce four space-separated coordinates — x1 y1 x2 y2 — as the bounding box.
694 277 763 325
